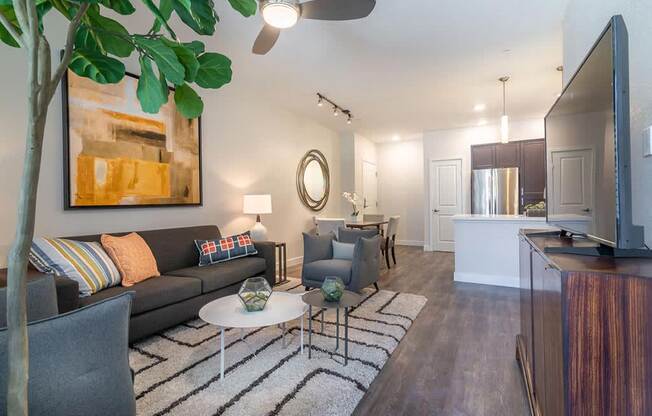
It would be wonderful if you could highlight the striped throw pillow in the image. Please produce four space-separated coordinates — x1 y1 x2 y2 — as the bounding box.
29 238 121 297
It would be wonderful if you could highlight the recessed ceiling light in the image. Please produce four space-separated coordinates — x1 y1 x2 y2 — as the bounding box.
392 135 401 142
477 119 488 126
473 104 486 112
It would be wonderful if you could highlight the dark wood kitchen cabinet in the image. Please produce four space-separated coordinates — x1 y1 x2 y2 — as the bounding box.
495 142 520 168
471 139 545 212
517 230 652 416
471 143 495 169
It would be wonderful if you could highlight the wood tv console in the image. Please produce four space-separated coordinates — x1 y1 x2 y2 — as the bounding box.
517 230 652 416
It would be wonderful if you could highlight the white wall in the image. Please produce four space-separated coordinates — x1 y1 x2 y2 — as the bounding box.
377 138 425 245
422 119 545 248
563 0 652 246
0 53 341 268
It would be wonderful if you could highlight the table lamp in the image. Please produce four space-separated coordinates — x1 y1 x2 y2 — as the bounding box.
243 194 272 241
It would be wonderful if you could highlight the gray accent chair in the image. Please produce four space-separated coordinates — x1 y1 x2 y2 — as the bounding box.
0 274 58 327
301 231 380 293
0 292 136 416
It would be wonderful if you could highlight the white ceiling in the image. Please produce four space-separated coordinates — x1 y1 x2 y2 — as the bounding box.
209 0 570 142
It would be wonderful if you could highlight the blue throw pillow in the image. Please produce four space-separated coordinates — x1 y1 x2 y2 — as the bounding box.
195 231 258 267
332 240 355 261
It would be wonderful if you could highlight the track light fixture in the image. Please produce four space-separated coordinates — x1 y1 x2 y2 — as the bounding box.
316 93 353 125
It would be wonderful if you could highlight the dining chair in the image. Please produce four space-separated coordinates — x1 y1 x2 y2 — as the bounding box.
381 215 400 269
315 218 346 239
362 213 385 235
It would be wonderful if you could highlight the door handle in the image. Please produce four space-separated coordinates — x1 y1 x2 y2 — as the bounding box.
582 208 591 213
433 209 440 213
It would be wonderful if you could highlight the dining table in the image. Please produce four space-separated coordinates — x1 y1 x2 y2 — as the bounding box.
345 220 388 232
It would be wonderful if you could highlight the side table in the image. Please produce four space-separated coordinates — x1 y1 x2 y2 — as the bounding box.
301 289 362 365
275 242 287 285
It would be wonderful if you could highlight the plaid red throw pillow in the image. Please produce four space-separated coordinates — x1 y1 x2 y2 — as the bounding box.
194 231 258 266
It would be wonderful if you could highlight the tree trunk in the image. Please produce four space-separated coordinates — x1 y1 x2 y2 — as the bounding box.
6 39 49 416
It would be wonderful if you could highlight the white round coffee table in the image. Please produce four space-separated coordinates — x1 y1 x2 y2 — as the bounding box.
199 292 307 381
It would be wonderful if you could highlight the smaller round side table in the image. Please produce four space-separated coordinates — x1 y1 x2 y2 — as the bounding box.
301 289 362 366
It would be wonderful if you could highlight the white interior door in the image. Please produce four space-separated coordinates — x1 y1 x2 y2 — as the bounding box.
362 160 378 214
550 149 594 216
430 159 462 252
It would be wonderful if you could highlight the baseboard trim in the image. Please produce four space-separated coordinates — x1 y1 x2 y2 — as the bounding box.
397 240 424 247
454 272 519 288
423 245 432 252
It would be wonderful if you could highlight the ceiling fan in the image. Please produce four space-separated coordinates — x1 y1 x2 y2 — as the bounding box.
252 0 377 55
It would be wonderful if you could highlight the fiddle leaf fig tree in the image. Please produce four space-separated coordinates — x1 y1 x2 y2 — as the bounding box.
0 0 256 414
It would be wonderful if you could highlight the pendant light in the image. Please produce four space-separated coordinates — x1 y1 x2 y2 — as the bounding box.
499 76 510 144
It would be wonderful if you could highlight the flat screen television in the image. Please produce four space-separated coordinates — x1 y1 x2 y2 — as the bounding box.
545 15 645 252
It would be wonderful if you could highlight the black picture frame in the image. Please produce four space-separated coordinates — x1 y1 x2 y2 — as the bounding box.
61 70 203 210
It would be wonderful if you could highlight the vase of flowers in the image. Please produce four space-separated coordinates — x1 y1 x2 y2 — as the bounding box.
342 192 361 222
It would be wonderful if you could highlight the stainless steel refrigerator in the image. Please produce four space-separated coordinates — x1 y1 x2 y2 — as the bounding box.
471 167 519 215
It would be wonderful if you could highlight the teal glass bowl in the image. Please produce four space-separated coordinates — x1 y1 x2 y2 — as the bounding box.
321 276 345 302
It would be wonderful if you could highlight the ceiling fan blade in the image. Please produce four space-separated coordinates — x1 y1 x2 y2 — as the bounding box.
300 0 376 21
252 24 281 55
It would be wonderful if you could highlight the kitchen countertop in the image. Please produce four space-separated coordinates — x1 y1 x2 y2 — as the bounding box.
452 214 548 223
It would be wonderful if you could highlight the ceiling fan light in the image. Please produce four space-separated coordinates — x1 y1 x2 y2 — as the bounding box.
262 1 299 29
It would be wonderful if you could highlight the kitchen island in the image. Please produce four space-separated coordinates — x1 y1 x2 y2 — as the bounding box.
452 214 554 288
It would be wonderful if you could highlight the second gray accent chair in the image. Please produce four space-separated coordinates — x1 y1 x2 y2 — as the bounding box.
0 292 136 416
301 231 380 293
381 215 401 269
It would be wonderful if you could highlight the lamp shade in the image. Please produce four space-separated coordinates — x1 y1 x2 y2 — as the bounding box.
243 194 272 215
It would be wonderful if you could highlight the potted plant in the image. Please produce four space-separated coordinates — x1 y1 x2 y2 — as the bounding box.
342 192 361 221
0 0 258 412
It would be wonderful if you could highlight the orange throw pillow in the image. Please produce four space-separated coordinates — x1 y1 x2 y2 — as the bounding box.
101 233 160 287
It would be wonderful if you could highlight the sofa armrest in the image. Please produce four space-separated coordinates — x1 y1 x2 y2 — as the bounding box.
53 276 80 313
350 236 380 292
254 241 276 287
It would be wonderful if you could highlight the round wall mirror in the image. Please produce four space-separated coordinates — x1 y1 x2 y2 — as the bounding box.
296 149 330 211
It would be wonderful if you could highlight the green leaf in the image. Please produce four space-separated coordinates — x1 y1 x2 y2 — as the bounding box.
0 21 19 48
133 35 185 85
142 0 176 39
84 8 134 57
162 39 199 82
226 0 256 17
174 83 203 119
195 53 232 89
151 0 173 33
137 56 169 113
183 40 204 55
100 0 135 15
173 0 217 36
74 26 101 52
69 49 125 84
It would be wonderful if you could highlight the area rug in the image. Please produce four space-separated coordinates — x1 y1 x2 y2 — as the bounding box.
129 279 427 416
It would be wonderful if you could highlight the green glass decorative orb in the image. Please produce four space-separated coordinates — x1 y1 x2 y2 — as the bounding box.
321 276 345 302
238 277 272 312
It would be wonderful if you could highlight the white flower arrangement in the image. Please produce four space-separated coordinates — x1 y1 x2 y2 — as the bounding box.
342 192 361 217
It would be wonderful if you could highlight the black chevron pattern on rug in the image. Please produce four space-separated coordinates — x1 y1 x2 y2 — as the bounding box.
129 278 427 416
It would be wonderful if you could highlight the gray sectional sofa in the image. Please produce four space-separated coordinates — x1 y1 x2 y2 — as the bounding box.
2 225 276 342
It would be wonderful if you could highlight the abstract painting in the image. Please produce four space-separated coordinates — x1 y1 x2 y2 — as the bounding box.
63 70 202 209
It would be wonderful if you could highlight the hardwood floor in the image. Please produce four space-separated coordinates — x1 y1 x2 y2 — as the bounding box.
289 246 529 416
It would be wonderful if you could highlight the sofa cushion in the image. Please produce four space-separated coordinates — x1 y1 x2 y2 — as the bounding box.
168 256 267 293
65 225 222 274
101 233 160 287
302 259 352 285
29 238 121 296
332 241 355 260
78 275 201 315
195 231 258 267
